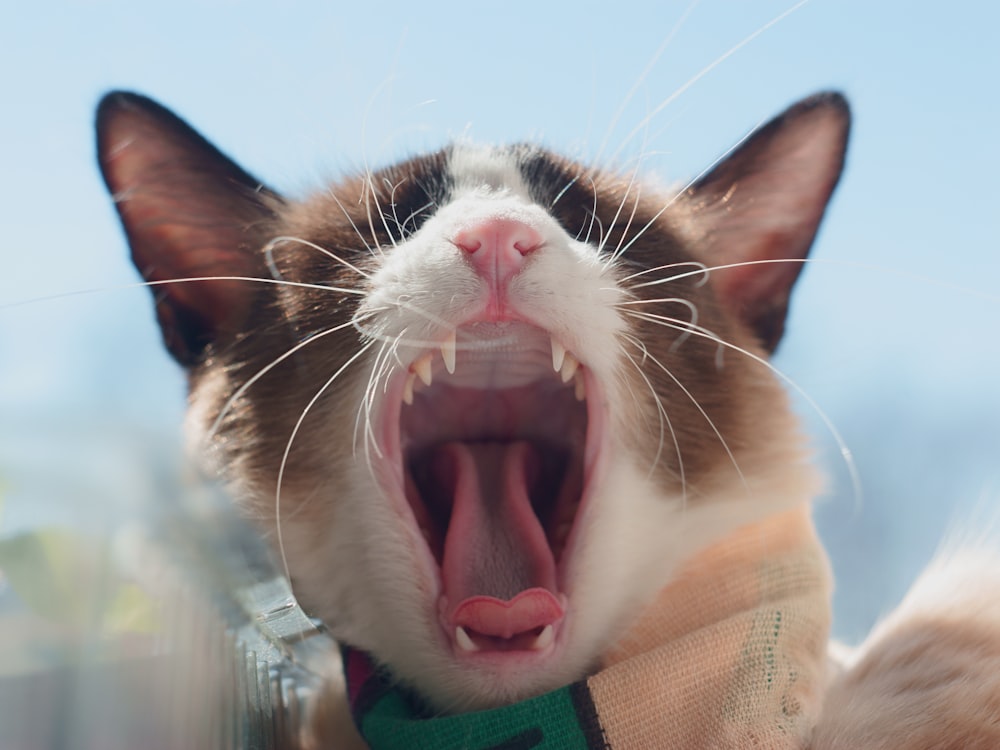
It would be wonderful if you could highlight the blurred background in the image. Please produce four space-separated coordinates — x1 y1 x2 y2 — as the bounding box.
1 0 997 655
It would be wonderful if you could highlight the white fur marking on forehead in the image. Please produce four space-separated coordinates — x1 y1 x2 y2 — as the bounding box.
448 145 531 199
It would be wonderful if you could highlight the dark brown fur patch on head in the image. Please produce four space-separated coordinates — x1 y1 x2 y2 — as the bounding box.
189 151 456 518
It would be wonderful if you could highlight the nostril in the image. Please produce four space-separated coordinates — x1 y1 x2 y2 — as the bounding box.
456 239 483 254
513 240 541 256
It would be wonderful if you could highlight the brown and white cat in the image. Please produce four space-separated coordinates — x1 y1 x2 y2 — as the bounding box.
96 91 1000 748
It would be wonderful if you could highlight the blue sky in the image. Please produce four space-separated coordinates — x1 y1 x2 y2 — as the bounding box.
1 0 998 640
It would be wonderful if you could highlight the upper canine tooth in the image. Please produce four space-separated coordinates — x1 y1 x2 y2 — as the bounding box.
531 624 554 651
441 331 457 374
574 371 586 401
551 337 566 372
411 354 433 387
560 353 579 383
455 626 479 653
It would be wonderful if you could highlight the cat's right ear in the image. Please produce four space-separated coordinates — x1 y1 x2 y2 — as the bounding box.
96 91 282 366
684 92 850 353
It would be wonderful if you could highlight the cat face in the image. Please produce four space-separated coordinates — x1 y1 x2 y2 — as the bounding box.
97 92 848 711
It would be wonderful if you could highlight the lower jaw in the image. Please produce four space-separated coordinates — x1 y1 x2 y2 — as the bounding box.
436 625 570 705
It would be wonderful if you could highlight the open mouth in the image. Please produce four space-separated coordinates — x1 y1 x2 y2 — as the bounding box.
378 321 601 660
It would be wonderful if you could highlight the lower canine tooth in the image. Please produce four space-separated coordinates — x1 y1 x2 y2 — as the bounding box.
402 373 416 405
441 331 457 374
574 371 585 401
531 624 554 651
560 353 579 383
455 626 479 652
412 354 433 387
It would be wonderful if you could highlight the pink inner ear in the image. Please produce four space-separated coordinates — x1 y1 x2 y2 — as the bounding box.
688 94 849 350
98 92 277 363
707 222 806 307
118 189 259 319
706 240 805 353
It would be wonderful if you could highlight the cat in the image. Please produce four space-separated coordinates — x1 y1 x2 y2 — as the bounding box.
96 90 1000 748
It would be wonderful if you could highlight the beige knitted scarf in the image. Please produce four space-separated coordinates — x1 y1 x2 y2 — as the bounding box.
344 504 832 749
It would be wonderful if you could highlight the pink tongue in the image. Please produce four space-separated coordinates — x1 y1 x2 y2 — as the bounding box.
436 441 563 637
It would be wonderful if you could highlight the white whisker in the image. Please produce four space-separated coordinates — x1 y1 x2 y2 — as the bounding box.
608 184 643 266
400 200 437 236
275 340 376 582
356 339 395 476
618 295 700 349
325 187 378 258
354 297 457 346
550 175 580 209
597 160 643 268
582 206 603 247
207 312 380 443
386 176 406 239
624 308 863 506
619 260 709 286
607 0 811 166
621 347 685 499
571 176 600 243
0 275 367 311
623 332 748 494
363 180 392 252
369 174 401 250
147 275 366 296
606 125 760 265
264 235 372 279
358 73 399 258
594 0 704 166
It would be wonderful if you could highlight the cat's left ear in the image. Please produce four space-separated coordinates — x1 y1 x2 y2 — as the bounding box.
687 92 850 352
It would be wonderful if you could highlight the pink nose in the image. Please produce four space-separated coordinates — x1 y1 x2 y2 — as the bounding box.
453 218 543 285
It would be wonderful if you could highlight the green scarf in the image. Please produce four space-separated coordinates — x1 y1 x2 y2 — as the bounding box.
343 648 607 749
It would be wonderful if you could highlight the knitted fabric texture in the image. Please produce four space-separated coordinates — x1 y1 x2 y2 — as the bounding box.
345 505 831 749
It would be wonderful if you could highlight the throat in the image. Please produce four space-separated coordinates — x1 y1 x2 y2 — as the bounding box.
411 440 567 599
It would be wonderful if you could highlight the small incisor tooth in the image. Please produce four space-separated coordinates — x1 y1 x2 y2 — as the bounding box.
531 624 554 651
402 373 416 405
441 331 457 374
574 371 585 401
411 354 433 387
551 337 566 372
560 352 579 383
455 626 479 653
